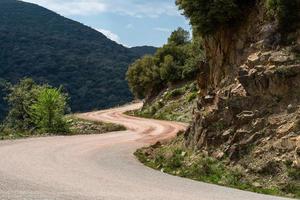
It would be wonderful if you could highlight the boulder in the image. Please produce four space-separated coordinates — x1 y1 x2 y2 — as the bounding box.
247 52 261 67
268 51 294 64
203 95 215 104
236 111 255 124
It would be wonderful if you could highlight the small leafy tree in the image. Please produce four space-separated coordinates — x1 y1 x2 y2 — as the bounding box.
126 27 204 99
126 56 161 99
176 0 299 36
160 55 179 82
176 0 242 36
30 87 69 133
266 0 300 32
4 78 40 131
168 27 190 45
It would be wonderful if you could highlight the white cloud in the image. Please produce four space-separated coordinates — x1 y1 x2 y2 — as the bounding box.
95 28 120 43
21 0 180 18
109 1 179 18
126 24 134 29
22 0 107 15
154 27 171 33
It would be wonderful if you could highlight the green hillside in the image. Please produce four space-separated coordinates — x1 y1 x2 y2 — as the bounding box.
0 0 156 120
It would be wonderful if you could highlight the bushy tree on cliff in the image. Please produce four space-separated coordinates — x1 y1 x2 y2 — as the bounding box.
266 0 300 31
126 56 160 99
176 0 299 36
168 27 190 45
175 0 246 35
126 28 204 99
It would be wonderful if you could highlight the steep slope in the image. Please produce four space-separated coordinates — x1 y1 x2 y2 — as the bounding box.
0 0 155 120
129 46 157 57
127 81 198 123
135 0 300 198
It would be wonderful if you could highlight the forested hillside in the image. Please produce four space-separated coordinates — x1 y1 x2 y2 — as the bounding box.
0 0 155 120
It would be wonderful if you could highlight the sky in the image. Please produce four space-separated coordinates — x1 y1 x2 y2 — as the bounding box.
22 0 191 47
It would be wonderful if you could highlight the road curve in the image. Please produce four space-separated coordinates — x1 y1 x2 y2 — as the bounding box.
0 103 291 200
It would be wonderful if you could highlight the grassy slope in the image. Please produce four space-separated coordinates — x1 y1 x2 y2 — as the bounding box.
127 83 299 199
0 116 126 140
135 135 300 199
126 82 198 123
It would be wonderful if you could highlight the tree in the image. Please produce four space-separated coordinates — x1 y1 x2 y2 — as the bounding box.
126 56 161 99
176 0 254 36
126 27 204 99
168 27 190 45
266 0 300 32
4 78 40 131
160 55 179 82
30 87 69 133
182 37 204 79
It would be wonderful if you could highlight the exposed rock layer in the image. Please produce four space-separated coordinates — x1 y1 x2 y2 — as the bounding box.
186 1 300 187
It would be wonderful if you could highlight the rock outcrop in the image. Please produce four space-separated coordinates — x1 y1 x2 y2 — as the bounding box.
185 0 300 188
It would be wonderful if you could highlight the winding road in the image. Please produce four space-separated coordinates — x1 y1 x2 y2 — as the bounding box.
0 103 291 200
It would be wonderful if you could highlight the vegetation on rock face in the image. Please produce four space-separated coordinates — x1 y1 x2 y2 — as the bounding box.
129 0 300 199
176 0 299 36
126 28 204 99
126 82 197 123
136 135 300 198
266 0 300 32
176 0 255 36
67 117 126 136
0 0 156 121
126 28 201 123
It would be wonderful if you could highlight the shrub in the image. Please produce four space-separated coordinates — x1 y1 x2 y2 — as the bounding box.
288 166 300 181
168 27 190 45
126 56 161 99
176 0 255 36
186 92 197 102
177 0 299 36
266 0 300 32
4 78 40 131
30 87 69 133
165 88 185 100
127 28 203 99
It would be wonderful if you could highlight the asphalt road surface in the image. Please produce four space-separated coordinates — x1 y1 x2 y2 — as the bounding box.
0 103 291 200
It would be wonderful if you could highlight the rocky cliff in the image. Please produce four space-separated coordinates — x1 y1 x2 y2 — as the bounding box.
185 0 300 190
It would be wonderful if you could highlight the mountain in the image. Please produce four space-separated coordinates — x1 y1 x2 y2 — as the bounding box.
129 46 157 57
0 0 156 120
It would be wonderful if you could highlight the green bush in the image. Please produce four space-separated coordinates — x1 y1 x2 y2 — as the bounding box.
3 78 70 135
176 0 255 36
126 56 161 99
266 0 300 32
288 166 300 181
186 92 197 102
30 87 69 133
4 78 40 131
166 149 184 169
127 28 203 99
176 0 299 36
165 88 185 100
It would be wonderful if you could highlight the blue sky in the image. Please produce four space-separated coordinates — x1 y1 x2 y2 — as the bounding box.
22 0 191 47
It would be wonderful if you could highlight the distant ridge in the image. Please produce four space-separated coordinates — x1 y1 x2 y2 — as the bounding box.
0 0 156 120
